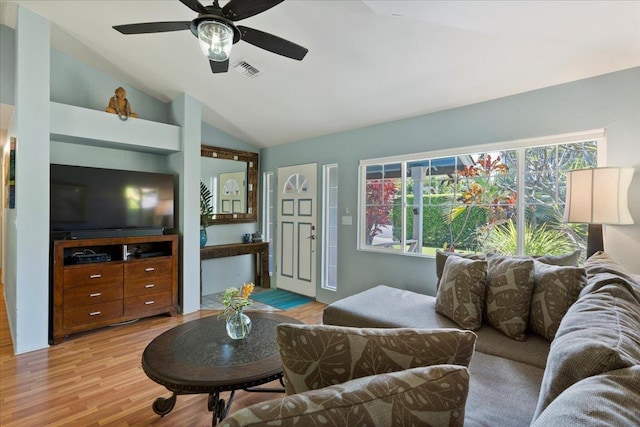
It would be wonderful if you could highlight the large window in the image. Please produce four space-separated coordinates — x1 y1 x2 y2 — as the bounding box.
359 130 604 259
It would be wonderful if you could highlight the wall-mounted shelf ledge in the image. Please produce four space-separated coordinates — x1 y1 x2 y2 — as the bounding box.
50 102 181 154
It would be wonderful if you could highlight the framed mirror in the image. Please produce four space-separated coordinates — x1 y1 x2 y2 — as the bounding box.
201 145 258 224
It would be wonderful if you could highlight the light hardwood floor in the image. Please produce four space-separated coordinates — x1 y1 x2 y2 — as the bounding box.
0 284 326 426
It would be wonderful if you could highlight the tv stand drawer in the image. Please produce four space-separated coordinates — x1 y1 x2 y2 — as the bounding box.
124 291 172 316
124 258 172 280
64 282 123 307
125 275 172 298
63 300 123 328
63 263 123 288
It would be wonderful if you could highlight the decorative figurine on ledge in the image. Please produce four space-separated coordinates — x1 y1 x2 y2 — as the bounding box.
106 87 138 121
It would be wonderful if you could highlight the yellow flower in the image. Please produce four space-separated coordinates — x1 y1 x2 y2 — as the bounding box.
241 282 255 299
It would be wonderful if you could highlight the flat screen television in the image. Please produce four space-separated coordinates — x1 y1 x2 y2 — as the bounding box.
50 164 175 239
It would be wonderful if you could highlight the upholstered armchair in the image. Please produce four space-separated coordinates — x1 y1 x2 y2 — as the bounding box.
220 324 477 427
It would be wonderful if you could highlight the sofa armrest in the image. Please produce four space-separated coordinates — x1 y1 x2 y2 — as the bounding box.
220 365 470 427
276 323 476 394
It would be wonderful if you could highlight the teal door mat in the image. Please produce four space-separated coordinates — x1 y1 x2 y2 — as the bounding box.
251 289 313 310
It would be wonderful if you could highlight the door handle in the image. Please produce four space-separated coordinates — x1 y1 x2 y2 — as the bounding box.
307 225 316 239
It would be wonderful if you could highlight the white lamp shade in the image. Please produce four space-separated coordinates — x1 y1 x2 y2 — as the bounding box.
564 167 634 225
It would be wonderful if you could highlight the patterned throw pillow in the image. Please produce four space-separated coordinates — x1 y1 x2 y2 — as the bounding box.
435 250 485 289
276 324 477 395
485 255 536 341
220 365 470 427
534 249 581 267
529 261 587 341
435 256 488 330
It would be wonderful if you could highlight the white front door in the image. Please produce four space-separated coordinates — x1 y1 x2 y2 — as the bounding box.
276 163 317 297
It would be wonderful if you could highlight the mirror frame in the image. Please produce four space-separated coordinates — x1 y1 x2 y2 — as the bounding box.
201 145 259 225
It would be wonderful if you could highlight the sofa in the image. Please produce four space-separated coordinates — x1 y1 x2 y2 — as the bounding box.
220 251 640 426
321 251 640 426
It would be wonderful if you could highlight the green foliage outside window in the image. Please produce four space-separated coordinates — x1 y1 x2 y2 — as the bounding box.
480 220 580 259
364 139 598 256
392 195 487 251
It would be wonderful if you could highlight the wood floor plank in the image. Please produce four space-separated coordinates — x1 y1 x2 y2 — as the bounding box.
0 284 325 426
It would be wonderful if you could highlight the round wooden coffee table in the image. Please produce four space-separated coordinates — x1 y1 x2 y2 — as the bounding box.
142 311 302 426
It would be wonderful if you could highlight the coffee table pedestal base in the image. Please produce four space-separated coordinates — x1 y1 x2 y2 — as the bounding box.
151 377 286 426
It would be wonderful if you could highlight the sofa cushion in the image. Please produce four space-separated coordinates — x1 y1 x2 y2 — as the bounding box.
220 365 470 427
533 281 640 419
533 249 581 267
322 285 550 368
473 324 550 369
485 255 536 341
435 256 487 330
465 351 545 427
323 285 460 330
582 251 640 303
531 365 640 427
529 260 587 341
276 323 476 394
435 250 485 288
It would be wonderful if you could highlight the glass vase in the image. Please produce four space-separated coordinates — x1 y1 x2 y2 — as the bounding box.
200 228 207 248
226 311 251 340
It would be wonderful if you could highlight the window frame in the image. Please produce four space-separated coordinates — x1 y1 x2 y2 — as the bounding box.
358 129 607 256
262 171 275 274
321 164 339 291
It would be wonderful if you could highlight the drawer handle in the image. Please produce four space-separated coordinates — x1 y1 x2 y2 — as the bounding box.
89 311 101 316
144 301 155 305
89 293 102 297
145 267 155 272
89 274 102 279
145 284 155 288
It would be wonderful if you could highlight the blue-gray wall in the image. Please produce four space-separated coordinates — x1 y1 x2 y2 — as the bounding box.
1 25 15 105
262 67 640 304
50 48 169 124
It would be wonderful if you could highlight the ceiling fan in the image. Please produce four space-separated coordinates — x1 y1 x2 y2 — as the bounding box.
113 0 308 74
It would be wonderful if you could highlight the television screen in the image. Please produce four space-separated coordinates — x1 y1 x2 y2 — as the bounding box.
50 164 175 237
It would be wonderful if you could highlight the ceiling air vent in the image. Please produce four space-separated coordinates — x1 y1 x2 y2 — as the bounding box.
233 59 261 78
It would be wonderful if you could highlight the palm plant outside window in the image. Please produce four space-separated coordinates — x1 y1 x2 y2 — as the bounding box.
359 132 602 260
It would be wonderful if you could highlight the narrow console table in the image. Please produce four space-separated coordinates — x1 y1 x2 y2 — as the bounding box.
200 242 270 289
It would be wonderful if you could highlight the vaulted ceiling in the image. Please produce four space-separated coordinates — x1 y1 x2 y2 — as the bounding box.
2 1 639 147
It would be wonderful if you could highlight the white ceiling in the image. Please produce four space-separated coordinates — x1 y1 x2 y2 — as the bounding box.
1 0 639 148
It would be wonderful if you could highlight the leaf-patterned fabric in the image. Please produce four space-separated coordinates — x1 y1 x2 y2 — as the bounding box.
220 365 470 427
277 324 476 395
435 250 485 289
435 250 580 290
485 255 536 341
529 261 587 341
435 256 488 330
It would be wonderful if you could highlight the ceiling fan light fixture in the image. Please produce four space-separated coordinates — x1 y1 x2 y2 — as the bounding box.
197 20 234 62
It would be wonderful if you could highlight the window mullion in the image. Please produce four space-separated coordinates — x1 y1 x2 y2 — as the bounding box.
516 148 526 255
401 162 407 252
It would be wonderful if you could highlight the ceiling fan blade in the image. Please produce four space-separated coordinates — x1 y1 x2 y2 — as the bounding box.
223 0 284 21
210 59 229 73
237 26 308 60
179 0 208 14
113 21 191 35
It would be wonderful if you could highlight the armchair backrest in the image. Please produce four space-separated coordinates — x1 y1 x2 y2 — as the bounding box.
276 324 477 394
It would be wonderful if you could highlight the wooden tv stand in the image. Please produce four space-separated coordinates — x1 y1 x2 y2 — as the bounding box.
50 235 178 344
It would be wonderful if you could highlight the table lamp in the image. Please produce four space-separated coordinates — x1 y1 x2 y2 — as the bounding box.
563 167 634 258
